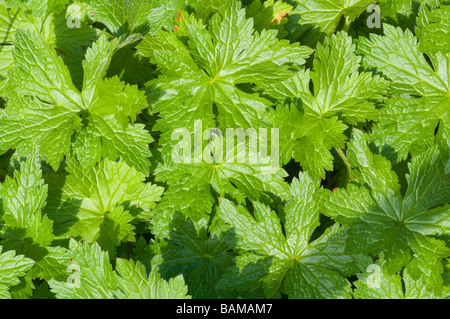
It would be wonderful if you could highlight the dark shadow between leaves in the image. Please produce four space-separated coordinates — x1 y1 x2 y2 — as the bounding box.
1 230 49 262
43 171 82 239
149 212 264 298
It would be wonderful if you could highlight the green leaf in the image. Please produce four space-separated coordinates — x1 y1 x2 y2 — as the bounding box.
89 116 153 176
7 29 84 112
0 246 34 299
29 0 70 17
268 103 347 181
357 24 450 161
0 2 98 87
245 0 293 38
0 153 53 246
263 32 388 180
139 0 312 134
353 256 445 298
377 0 419 31
84 0 152 35
140 0 311 227
0 154 70 283
0 0 449 301
0 96 83 170
40 7 99 54
0 31 153 173
151 156 291 236
48 239 120 299
148 219 237 298
0 5 36 81
416 4 450 54
115 258 191 299
320 129 450 294
9 274 35 299
45 157 163 255
0 5 35 44
145 0 188 36
218 173 358 298
287 0 381 46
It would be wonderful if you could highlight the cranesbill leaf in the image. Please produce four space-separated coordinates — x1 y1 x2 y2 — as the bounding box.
353 256 447 298
150 156 291 237
287 0 382 46
0 154 53 246
0 31 153 173
7 29 84 112
48 239 120 299
84 0 152 35
115 258 190 299
320 129 450 294
147 219 236 299
40 7 99 54
376 0 419 31
29 0 70 17
265 32 389 122
0 5 36 81
0 247 34 299
0 5 35 43
49 239 190 299
263 32 388 180
0 154 69 283
140 0 310 229
89 115 153 176
145 0 189 35
268 103 347 181
245 0 293 38
0 96 83 169
416 4 450 54
45 157 164 256
139 0 312 134
357 24 450 161
0 2 98 88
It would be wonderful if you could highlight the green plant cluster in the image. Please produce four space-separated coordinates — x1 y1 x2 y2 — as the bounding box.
0 0 449 299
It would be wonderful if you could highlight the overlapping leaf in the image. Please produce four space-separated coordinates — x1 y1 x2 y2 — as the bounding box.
49 240 189 299
218 173 358 299
358 24 450 162
138 0 312 135
145 219 236 298
45 157 163 256
0 154 68 282
416 3 450 53
0 247 34 299
320 130 450 294
353 256 448 299
0 31 152 173
263 31 388 180
287 0 385 46
137 0 308 227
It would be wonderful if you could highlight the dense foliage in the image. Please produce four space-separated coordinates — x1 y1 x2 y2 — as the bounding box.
0 0 449 299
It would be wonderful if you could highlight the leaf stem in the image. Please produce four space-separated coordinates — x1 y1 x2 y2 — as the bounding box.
40 13 50 34
335 148 351 187
342 16 351 32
